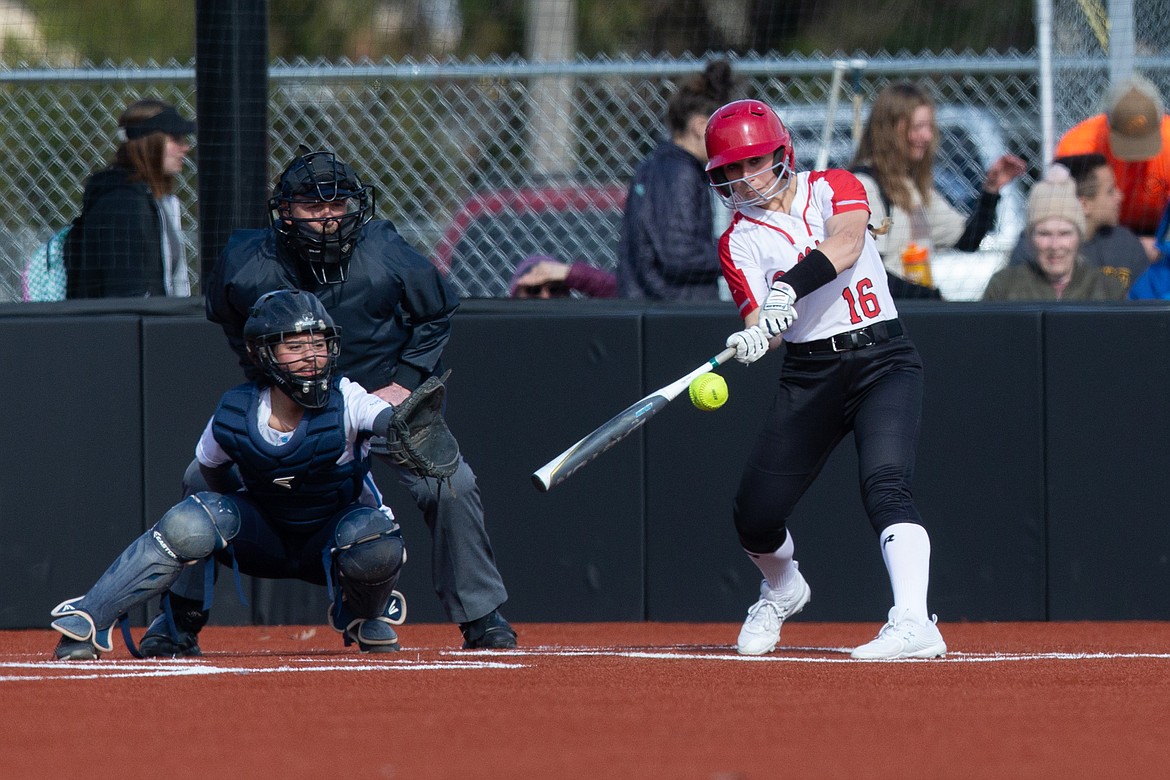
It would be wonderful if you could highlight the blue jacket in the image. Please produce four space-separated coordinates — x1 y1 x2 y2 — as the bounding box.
1131 202 1170 299
1129 257 1170 300
616 140 722 300
206 221 459 392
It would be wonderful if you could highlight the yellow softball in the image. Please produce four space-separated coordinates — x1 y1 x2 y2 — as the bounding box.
689 373 728 411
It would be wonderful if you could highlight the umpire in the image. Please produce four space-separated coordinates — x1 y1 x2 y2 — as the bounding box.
143 149 515 653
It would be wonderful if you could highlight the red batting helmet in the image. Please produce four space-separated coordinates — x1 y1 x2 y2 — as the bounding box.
705 100 794 172
704 100 796 207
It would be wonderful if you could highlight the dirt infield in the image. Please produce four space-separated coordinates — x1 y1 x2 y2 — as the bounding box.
3 621 1169 779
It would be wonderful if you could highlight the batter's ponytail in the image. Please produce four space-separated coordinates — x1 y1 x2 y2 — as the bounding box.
666 59 738 135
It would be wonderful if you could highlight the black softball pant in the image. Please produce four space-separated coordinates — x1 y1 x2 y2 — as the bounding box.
734 337 925 554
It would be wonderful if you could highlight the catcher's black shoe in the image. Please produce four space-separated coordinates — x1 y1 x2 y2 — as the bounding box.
55 635 100 661
348 618 402 653
330 591 407 652
139 624 202 658
138 603 207 659
460 609 517 649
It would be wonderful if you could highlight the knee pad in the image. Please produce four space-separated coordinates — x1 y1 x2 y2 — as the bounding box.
333 507 405 586
155 492 241 562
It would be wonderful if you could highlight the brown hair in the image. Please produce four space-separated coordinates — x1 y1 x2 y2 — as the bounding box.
851 82 937 212
113 99 177 197
666 59 737 136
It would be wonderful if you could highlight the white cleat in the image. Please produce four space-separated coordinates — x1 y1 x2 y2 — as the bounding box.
736 569 811 656
851 607 947 660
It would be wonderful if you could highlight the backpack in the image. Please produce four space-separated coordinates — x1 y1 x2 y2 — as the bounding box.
21 225 72 302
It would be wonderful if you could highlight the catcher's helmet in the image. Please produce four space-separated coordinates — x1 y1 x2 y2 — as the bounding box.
704 99 795 208
244 289 341 409
269 149 375 284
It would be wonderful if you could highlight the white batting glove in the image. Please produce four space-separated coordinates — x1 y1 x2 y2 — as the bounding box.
759 281 798 337
726 325 770 365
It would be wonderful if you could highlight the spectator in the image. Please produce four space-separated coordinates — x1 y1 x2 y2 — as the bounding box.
138 149 516 657
1128 201 1170 300
51 290 407 660
983 165 1127 301
850 82 1026 298
509 254 617 299
1055 74 1170 260
65 98 195 299
617 59 737 300
1007 154 1148 291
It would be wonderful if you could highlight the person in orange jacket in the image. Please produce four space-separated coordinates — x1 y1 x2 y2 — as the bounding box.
1055 74 1170 260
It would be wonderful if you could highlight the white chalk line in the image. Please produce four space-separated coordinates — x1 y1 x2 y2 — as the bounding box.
480 645 1170 664
3 644 1168 681
0 656 523 681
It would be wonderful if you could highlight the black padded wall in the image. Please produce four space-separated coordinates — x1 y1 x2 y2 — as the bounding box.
1044 307 1170 619
904 306 1048 621
1 317 146 627
439 309 648 622
141 317 254 626
4 300 1170 629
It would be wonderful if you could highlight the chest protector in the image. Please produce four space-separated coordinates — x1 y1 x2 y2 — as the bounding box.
212 382 367 531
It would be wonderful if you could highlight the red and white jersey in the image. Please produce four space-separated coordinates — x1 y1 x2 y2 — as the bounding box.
719 169 899 344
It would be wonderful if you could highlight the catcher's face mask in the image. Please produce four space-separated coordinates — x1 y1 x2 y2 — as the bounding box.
253 331 340 409
244 289 342 409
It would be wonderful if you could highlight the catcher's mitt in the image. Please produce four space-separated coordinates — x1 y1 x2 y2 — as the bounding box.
380 370 460 479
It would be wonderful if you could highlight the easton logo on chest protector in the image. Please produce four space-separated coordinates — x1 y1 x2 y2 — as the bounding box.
273 476 296 490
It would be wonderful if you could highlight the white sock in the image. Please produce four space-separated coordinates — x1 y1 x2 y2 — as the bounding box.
745 531 797 592
879 522 931 621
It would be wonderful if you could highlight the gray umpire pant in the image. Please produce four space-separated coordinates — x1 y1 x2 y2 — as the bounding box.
177 455 509 625
390 453 509 624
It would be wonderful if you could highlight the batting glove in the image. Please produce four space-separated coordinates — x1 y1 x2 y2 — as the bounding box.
759 281 798 337
726 325 770 365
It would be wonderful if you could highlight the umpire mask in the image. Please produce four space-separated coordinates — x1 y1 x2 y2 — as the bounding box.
269 149 375 284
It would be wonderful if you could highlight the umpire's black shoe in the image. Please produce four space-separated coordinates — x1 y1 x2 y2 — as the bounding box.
460 609 517 649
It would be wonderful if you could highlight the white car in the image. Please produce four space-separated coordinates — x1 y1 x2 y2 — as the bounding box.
778 102 1027 301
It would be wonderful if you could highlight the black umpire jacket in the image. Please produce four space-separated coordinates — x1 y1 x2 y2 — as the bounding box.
205 220 460 392
616 140 723 301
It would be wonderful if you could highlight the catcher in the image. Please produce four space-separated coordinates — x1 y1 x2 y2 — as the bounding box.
49 289 454 660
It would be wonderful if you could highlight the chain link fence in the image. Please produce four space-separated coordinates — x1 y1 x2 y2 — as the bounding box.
3 39 1168 302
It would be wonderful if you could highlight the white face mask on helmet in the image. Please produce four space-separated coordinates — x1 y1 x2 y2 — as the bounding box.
710 153 794 209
